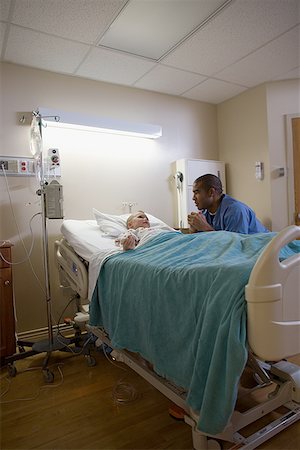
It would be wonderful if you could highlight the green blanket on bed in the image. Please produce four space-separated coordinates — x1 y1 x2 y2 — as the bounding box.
89 230 300 434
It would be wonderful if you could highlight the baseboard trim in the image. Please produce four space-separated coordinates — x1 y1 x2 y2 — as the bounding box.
17 324 74 342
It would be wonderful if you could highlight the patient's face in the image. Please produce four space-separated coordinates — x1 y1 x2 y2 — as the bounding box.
192 181 213 210
128 212 150 229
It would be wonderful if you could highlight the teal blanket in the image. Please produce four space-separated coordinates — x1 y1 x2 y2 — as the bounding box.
89 231 300 434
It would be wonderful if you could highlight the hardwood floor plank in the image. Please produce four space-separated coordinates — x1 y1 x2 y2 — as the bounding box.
1 350 299 449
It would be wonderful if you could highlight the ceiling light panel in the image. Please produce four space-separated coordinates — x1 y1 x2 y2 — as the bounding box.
11 0 127 44
98 0 226 60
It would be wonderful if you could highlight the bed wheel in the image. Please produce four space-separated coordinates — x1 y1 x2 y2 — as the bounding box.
207 439 222 449
7 363 17 378
86 355 96 367
43 369 54 383
193 431 222 450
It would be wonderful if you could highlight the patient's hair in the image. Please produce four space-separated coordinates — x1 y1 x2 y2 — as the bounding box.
126 210 147 228
194 174 223 195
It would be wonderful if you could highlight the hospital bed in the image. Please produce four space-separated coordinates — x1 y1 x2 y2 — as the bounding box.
55 218 300 449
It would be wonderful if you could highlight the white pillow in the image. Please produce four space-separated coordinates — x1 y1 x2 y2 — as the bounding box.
93 208 174 237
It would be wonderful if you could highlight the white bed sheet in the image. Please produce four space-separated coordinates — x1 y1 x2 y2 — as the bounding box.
60 219 176 300
60 220 120 299
60 220 116 261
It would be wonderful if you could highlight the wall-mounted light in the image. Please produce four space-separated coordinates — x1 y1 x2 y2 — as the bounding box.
37 107 162 140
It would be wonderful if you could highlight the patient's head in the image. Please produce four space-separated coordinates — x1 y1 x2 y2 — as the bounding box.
127 211 150 229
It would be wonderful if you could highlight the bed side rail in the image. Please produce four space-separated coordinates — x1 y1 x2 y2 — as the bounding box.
245 225 300 361
54 238 88 302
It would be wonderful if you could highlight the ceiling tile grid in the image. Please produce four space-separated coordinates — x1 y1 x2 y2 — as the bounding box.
162 0 300 76
0 0 299 104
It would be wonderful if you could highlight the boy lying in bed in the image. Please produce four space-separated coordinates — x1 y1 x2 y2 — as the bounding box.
115 211 174 251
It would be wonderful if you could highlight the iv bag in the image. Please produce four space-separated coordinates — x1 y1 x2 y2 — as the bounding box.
30 115 42 159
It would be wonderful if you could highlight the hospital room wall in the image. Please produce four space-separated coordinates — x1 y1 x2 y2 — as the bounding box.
217 79 300 231
217 85 271 229
0 62 218 333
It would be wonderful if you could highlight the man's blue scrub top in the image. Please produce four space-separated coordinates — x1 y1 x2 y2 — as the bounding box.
203 194 269 234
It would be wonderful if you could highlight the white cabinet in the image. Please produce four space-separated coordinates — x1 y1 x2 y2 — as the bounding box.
173 158 226 228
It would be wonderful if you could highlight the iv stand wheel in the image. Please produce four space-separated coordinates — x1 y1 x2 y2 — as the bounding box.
85 355 96 367
43 368 54 383
7 363 17 378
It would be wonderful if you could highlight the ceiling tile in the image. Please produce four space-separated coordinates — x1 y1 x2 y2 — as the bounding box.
76 47 156 85
5 25 89 73
216 26 300 87
99 0 225 60
0 0 11 21
134 65 206 96
183 78 247 104
11 0 127 44
163 0 300 75
0 22 7 53
273 66 300 81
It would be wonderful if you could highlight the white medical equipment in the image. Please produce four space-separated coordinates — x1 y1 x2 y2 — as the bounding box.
54 219 300 449
173 158 226 228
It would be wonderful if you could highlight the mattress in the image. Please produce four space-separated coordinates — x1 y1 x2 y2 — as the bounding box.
60 219 116 261
60 220 121 298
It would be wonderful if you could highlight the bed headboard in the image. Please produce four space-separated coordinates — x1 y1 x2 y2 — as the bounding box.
245 225 300 361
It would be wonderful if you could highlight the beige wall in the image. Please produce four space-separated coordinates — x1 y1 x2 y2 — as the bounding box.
218 79 300 231
0 62 218 332
217 84 271 229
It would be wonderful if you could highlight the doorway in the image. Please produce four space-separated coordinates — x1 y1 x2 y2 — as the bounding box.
286 114 300 226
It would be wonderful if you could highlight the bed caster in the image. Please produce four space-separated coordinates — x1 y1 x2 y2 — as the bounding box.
43 368 54 383
7 363 17 378
207 439 222 449
86 355 96 367
192 429 222 450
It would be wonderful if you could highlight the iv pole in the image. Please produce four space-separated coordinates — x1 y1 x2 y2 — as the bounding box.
5 110 95 383
30 111 68 381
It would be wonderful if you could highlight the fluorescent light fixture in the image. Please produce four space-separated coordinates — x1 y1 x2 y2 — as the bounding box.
38 107 162 139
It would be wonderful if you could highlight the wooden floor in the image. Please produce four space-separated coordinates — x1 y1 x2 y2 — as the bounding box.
1 348 299 450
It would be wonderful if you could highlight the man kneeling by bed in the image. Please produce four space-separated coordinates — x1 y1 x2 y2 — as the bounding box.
188 174 269 234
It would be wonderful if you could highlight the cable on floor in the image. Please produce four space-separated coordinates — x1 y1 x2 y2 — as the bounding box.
0 363 64 404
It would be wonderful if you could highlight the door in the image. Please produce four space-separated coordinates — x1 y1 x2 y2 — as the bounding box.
291 117 300 225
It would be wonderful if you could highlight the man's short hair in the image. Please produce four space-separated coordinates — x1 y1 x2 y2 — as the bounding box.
194 174 223 194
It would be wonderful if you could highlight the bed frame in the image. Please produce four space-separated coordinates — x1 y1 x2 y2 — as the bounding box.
55 225 300 449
